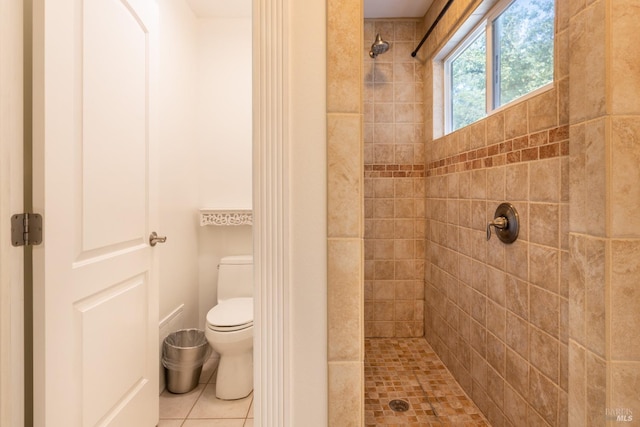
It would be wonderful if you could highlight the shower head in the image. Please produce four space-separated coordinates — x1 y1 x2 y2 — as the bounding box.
369 33 389 58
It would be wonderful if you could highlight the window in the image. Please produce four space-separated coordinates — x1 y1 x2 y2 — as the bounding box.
444 0 555 133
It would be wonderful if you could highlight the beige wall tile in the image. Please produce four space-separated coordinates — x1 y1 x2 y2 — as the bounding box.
505 240 529 281
530 327 559 382
583 118 607 235
569 8 586 124
486 333 506 377
528 87 558 133
568 234 586 346
328 239 363 362
530 158 560 202
611 118 640 237
611 240 640 361
584 0 606 120
469 121 487 150
328 114 362 238
584 237 605 357
486 266 506 305
529 203 560 248
610 362 640 423
486 166 505 201
506 312 529 359
328 362 363 427
530 286 560 338
569 0 586 18
559 342 569 391
529 244 559 293
556 29 570 80
487 112 505 145
569 123 586 232
529 367 559 425
504 102 528 139
486 300 506 341
506 349 529 398
568 341 586 426
504 384 528 425
327 0 361 113
585 352 606 426
505 163 529 201
611 1 640 115
505 275 529 320
558 77 570 126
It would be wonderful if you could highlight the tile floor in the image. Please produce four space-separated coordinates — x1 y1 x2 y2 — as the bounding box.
159 337 487 426
365 337 490 426
158 355 254 427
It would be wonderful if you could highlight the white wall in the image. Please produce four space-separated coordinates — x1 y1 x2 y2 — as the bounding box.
158 0 200 329
197 17 252 209
289 0 328 423
158 5 253 330
195 16 253 326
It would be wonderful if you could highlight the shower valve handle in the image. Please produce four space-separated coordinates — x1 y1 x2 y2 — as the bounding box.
486 216 508 240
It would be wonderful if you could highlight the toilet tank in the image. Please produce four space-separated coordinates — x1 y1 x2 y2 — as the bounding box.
217 255 253 302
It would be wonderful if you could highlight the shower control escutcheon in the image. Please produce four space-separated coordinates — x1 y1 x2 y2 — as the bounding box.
486 203 519 244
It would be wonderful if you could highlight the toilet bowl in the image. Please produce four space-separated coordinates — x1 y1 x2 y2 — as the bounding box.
205 255 254 400
205 297 253 400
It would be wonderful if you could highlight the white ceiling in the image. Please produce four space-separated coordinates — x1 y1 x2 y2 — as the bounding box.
186 0 432 20
364 0 433 18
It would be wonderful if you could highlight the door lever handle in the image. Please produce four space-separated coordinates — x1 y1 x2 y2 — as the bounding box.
149 231 167 247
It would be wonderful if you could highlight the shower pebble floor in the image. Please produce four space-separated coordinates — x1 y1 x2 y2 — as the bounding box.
366 337 490 426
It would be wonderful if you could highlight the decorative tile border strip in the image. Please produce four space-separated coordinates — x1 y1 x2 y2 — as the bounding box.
200 209 253 226
427 125 569 176
364 164 425 178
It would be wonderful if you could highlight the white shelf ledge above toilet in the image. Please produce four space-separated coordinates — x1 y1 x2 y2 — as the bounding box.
200 208 253 226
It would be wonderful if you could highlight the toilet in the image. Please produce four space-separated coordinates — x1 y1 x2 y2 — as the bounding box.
205 255 254 400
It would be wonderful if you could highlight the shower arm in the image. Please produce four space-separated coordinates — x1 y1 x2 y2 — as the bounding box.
411 0 455 58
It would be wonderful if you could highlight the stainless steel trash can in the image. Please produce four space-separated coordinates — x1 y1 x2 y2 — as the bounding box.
162 329 211 394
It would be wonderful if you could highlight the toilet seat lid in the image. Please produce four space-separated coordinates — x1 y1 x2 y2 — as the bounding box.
207 297 253 327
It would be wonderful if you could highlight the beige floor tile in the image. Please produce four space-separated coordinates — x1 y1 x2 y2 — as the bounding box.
188 383 253 419
199 355 220 384
159 384 206 419
243 419 254 427
247 400 253 418
156 420 183 427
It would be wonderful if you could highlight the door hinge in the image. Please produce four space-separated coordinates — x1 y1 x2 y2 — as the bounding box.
11 213 43 247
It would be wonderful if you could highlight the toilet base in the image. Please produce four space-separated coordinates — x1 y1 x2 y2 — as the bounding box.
215 351 253 400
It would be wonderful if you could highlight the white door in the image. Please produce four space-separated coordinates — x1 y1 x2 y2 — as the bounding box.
32 0 160 425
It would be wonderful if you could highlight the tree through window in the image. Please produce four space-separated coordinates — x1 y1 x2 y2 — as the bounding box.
445 0 555 133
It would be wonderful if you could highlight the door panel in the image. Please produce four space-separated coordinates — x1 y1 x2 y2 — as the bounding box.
76 275 148 426
33 0 159 425
82 0 148 252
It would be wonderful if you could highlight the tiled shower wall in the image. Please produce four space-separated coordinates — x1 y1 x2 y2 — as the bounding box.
568 0 640 425
422 0 570 425
364 19 427 338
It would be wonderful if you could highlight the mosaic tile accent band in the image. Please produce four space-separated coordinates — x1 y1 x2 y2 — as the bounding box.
427 125 569 176
365 164 426 178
